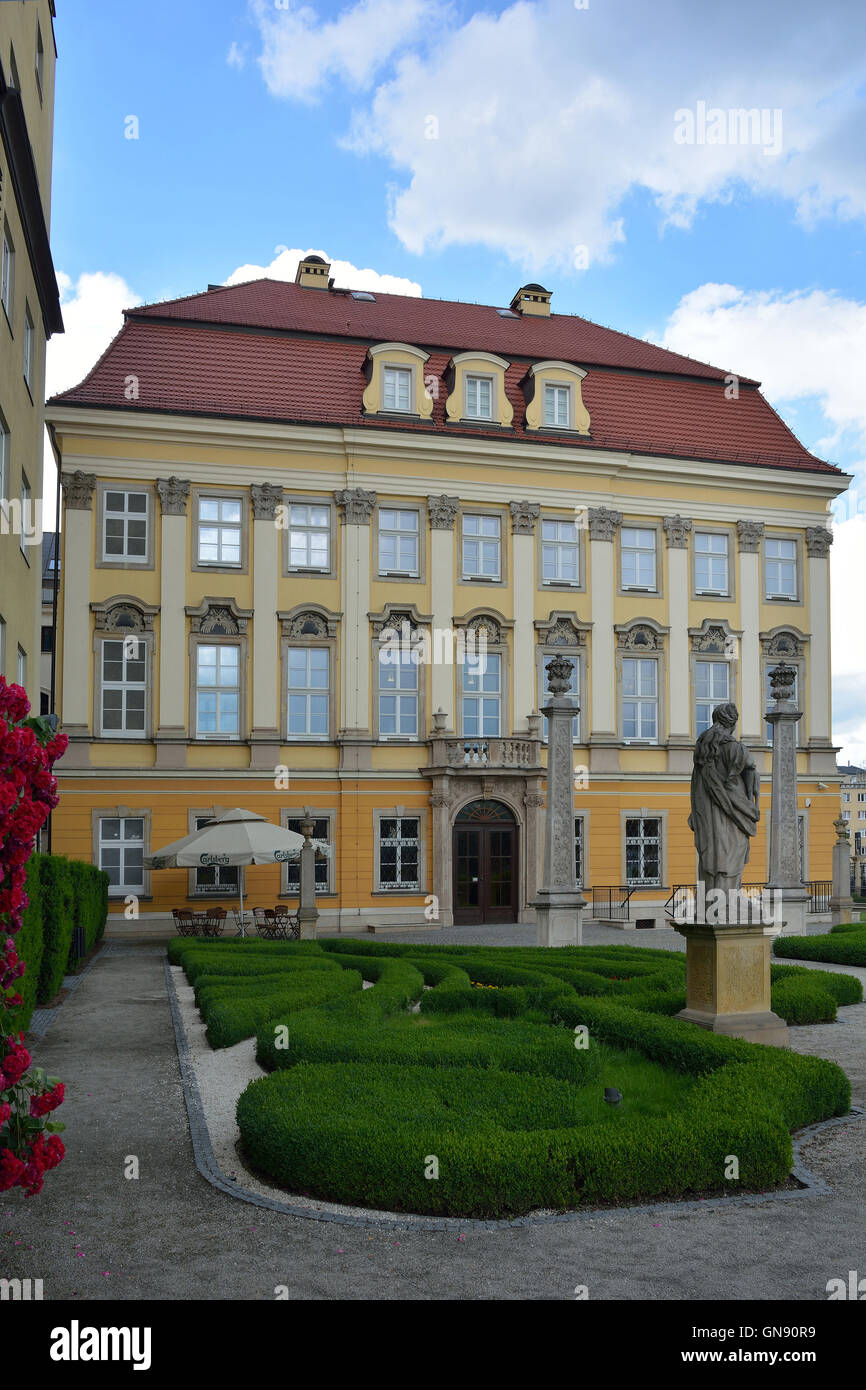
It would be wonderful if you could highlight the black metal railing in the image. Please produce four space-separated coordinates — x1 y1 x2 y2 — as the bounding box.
807 881 833 914
664 884 767 921
591 886 635 921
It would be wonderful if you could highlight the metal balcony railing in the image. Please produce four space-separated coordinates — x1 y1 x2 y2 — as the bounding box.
590 886 635 921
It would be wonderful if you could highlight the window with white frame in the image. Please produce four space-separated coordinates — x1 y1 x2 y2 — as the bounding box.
695 532 729 595
765 537 797 599
195 644 240 737
378 649 419 737
23 303 34 389
287 647 329 738
541 519 579 584
764 666 799 741
16 645 26 688
378 817 420 890
193 815 239 894
462 650 501 736
1 222 14 320
19 472 30 557
625 817 661 886
622 657 658 741
464 375 493 420
541 656 579 741
695 660 730 736
621 527 657 590
859 794 866 803
99 817 144 894
462 513 500 579
378 508 419 576
100 638 146 736
103 489 148 562
288 503 329 570
197 496 242 566
383 366 412 412
0 411 8 505
284 817 331 895
544 382 570 427
574 817 584 887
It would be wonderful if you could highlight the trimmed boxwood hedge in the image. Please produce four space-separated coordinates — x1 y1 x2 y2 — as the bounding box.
8 856 44 1031
169 936 855 1217
774 929 866 967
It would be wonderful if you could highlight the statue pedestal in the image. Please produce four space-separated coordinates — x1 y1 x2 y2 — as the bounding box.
674 920 789 1048
534 890 584 948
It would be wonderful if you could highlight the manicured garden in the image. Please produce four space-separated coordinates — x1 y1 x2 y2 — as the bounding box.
169 935 860 1218
774 919 866 968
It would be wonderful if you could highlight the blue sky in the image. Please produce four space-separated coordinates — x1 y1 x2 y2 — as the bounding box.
48 0 866 758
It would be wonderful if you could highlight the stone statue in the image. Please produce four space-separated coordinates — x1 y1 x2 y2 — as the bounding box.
688 702 759 890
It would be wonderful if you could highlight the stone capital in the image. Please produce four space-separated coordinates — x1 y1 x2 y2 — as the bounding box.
427 495 460 530
662 514 692 549
805 525 833 558
509 499 540 535
156 476 190 516
736 519 764 553
61 470 96 510
250 482 283 520
587 506 622 542
335 488 377 524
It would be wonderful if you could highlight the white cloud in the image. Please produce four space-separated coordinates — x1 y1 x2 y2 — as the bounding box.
242 0 866 268
227 41 247 70
248 0 438 104
224 245 422 296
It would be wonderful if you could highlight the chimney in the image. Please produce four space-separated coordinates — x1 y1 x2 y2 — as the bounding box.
510 283 552 317
295 254 332 290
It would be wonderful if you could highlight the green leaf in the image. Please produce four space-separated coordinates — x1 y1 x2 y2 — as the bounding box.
44 1121 66 1133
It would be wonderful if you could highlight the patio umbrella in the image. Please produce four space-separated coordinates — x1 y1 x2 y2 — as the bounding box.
145 808 331 935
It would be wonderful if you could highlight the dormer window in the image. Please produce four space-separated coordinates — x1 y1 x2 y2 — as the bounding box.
383 366 412 413
465 375 493 420
544 383 570 428
445 351 512 428
524 361 590 434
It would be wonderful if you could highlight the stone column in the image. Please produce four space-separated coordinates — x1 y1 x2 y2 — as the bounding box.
58 471 95 768
534 654 586 946
737 520 764 743
663 514 692 772
249 483 282 770
430 784 453 927
297 809 320 939
805 526 834 767
510 499 540 733
335 488 376 769
428 496 459 730
830 815 855 926
155 477 190 769
766 660 809 935
587 507 622 772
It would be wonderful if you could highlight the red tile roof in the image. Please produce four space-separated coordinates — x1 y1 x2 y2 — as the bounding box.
50 279 840 475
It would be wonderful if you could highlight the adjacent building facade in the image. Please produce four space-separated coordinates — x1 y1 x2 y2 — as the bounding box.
0 1 62 710
46 256 849 928
840 764 866 895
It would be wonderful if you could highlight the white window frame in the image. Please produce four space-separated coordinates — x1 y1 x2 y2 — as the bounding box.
462 512 501 580
621 526 658 591
544 382 571 428
383 365 413 413
694 531 729 596
765 536 798 600
461 650 502 737
378 507 420 577
624 816 662 887
378 648 419 739
1 222 14 321
282 815 332 896
99 816 145 896
19 471 31 559
99 637 147 738
764 665 799 743
288 502 330 572
23 303 34 390
16 644 26 688
287 646 330 740
622 657 658 743
195 643 241 739
102 488 149 563
540 655 580 743
695 659 730 737
377 816 421 891
540 518 580 586
196 495 243 567
464 374 494 421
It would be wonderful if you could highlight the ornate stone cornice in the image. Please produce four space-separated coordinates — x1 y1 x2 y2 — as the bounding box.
587 506 622 542
250 482 283 520
156 476 190 516
534 611 591 647
185 597 253 635
736 519 764 552
90 596 160 633
662 514 692 549
277 605 340 639
368 603 434 638
334 488 376 524
427 495 460 530
61 470 96 510
688 618 741 655
805 526 833 558
509 499 540 535
614 618 669 651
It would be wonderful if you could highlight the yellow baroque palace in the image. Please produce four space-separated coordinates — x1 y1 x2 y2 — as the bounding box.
45 256 850 930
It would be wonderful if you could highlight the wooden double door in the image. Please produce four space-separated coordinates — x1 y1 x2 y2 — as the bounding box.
452 800 518 925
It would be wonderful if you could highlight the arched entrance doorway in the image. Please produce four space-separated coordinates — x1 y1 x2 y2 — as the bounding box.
452 799 518 925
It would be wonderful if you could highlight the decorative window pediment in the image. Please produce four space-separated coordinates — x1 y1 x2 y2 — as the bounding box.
615 618 668 651
185 597 253 635
91 596 159 633
362 342 433 420
523 361 590 435
278 604 340 639
689 618 741 655
369 603 433 639
534 611 591 647
759 625 809 660
444 351 513 428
